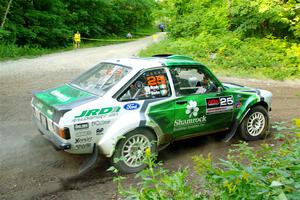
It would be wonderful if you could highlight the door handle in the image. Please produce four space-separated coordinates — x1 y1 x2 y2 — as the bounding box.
176 100 187 105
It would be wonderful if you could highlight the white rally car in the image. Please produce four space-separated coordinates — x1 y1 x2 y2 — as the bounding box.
32 55 272 173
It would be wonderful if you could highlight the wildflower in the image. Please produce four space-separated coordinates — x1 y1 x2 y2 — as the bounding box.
223 180 229 187
145 147 151 158
223 180 236 193
242 171 249 181
293 118 300 128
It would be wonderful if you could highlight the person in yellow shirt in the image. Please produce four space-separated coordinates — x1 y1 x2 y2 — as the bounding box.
73 31 81 48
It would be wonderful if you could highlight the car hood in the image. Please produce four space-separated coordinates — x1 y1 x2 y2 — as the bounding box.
32 84 97 122
222 82 254 91
222 82 272 108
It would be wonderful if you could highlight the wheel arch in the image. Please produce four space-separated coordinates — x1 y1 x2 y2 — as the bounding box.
249 101 269 111
100 125 159 158
237 98 269 124
238 103 270 140
113 126 158 151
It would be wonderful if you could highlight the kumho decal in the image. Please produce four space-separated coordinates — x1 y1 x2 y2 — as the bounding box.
73 106 120 122
174 100 207 131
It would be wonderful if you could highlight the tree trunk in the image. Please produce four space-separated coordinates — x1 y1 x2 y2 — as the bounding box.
1 0 13 28
227 0 232 30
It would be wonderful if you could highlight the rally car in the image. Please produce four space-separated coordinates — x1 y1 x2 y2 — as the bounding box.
32 54 272 173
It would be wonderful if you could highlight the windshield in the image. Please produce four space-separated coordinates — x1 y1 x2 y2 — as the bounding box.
71 63 131 96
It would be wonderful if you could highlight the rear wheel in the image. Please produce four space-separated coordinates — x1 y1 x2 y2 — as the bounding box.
112 129 156 173
239 106 269 141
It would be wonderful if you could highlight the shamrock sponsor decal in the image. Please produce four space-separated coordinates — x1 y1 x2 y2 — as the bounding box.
186 100 199 118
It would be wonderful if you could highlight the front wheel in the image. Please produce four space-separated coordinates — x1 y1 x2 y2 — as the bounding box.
111 129 156 173
239 106 269 141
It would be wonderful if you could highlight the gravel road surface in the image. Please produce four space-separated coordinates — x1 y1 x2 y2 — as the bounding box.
0 33 299 200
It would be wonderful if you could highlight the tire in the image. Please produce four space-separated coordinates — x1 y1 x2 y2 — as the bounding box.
239 106 269 141
111 129 157 173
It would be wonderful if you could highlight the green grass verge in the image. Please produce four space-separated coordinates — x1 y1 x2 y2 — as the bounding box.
139 32 300 80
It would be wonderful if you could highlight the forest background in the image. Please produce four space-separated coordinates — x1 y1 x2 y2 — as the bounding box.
0 0 156 58
1 0 299 80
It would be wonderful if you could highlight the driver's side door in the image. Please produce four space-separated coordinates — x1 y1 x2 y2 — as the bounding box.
169 66 234 139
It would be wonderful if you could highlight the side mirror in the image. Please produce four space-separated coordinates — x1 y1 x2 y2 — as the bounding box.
217 86 223 93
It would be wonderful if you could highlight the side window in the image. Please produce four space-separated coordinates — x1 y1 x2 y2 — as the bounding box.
119 69 171 101
170 67 218 96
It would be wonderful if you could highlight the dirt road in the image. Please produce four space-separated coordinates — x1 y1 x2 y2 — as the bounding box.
0 33 299 200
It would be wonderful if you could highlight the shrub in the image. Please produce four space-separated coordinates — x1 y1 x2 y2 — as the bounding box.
112 149 200 199
115 120 300 199
140 33 300 80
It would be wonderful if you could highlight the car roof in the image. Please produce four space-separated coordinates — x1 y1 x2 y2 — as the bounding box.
104 55 203 71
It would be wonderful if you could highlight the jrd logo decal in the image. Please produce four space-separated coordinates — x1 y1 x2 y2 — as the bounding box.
206 96 234 114
73 106 120 122
75 106 120 118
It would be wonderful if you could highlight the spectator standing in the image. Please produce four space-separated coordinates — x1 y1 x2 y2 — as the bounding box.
73 31 81 48
126 32 133 39
159 23 164 32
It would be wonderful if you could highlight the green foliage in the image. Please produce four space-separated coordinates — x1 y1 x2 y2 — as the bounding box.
140 32 300 80
230 0 300 39
115 122 300 200
147 0 300 80
156 0 299 40
193 130 300 199
0 0 156 48
114 152 200 199
0 43 54 60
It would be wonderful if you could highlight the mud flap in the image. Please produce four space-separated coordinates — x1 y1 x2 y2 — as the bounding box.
79 144 99 174
223 120 239 143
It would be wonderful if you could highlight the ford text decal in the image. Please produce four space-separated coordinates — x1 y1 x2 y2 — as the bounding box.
124 103 140 111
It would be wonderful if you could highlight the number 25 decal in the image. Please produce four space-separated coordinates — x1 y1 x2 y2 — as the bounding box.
147 75 166 86
220 96 233 106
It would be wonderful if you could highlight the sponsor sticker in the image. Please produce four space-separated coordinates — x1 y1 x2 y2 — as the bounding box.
73 106 120 122
146 75 166 86
124 103 140 111
75 137 92 144
74 122 89 130
236 101 242 109
173 100 207 131
91 120 110 127
206 96 234 114
96 128 104 135
75 130 92 137
75 143 92 150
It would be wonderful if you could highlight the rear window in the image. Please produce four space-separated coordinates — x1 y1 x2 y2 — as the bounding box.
71 63 131 96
